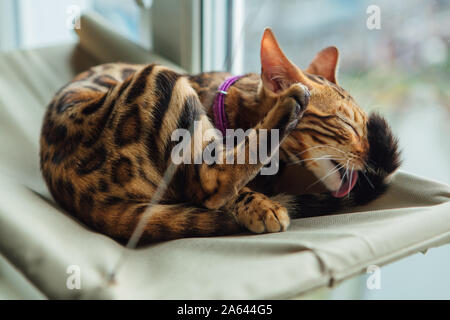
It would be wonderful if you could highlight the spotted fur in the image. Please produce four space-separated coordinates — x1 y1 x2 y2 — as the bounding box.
40 29 400 243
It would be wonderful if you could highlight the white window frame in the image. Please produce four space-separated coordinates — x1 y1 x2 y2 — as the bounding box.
201 0 244 74
201 0 228 72
0 0 20 51
228 0 245 75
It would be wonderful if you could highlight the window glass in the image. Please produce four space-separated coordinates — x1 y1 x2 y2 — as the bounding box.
92 0 142 43
9 0 143 50
235 0 450 300
238 0 449 182
17 0 91 49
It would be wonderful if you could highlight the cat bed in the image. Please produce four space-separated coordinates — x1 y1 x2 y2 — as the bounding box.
0 13 449 299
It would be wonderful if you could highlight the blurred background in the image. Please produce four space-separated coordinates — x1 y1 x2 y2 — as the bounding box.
0 0 448 299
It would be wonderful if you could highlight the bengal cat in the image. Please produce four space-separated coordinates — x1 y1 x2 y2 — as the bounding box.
40 28 400 243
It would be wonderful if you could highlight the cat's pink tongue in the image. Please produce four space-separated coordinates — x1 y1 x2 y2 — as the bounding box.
331 171 358 198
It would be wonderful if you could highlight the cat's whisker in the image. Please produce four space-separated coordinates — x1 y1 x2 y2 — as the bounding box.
290 156 346 166
347 165 355 199
345 163 350 183
293 145 334 157
361 169 375 189
298 144 347 155
307 162 344 189
337 160 350 192
364 161 377 175
294 155 336 161
297 144 363 162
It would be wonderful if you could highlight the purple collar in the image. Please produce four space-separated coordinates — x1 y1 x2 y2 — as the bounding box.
212 75 243 136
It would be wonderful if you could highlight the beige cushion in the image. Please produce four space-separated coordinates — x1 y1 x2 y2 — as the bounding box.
0 13 448 299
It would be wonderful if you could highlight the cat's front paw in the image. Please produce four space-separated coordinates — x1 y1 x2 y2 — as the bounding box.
283 83 310 114
235 193 290 233
276 83 310 134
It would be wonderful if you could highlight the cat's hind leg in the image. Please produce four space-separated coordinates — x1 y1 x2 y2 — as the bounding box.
227 187 292 233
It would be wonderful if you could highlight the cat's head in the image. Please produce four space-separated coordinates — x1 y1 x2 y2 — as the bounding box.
260 28 401 200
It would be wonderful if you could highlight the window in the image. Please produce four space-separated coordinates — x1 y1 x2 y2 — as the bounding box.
226 0 450 299
231 0 449 182
1 0 448 300
92 0 143 44
0 0 146 51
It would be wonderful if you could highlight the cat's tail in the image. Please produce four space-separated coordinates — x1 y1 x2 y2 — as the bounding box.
85 202 242 244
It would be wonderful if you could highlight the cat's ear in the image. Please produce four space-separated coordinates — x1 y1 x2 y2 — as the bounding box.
260 28 313 93
305 46 339 84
